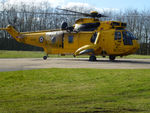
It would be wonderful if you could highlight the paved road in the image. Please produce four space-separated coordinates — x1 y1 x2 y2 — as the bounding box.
0 58 150 72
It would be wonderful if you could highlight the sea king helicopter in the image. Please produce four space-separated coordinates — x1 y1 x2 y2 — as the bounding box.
0 8 139 61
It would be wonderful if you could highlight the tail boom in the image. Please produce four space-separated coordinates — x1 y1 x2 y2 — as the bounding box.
0 25 23 42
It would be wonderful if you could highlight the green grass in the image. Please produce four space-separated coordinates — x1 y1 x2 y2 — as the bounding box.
0 50 150 59
0 50 44 58
0 50 78 58
0 69 150 113
123 55 150 59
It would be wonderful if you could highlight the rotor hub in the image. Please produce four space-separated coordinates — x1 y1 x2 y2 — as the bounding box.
90 11 99 17
90 11 98 14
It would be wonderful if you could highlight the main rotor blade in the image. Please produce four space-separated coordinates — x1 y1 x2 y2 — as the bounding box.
57 8 108 18
0 9 108 18
19 12 80 16
122 15 150 17
0 11 82 16
57 8 91 17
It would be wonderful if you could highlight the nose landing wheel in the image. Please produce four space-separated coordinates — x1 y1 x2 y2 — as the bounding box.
89 55 97 61
109 55 116 61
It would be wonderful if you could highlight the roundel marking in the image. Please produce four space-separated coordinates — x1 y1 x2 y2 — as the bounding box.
39 36 44 43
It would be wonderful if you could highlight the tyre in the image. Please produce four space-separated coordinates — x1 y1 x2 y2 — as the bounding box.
43 56 47 60
109 55 116 61
89 55 97 61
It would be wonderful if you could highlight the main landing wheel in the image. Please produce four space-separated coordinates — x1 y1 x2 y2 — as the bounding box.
89 55 97 61
109 55 116 61
43 56 48 60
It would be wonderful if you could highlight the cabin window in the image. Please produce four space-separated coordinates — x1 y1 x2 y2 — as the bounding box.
68 36 73 43
122 31 133 45
90 32 97 43
115 32 121 40
129 32 137 40
51 36 56 43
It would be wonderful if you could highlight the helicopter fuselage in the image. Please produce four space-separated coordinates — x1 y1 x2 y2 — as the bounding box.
0 18 139 60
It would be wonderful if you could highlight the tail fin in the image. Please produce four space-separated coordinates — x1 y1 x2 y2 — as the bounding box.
0 25 23 42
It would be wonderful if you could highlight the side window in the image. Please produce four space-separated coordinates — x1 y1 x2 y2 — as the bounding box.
115 32 121 40
90 32 97 43
51 36 56 44
68 36 73 43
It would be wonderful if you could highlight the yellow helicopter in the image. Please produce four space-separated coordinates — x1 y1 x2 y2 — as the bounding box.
0 9 139 61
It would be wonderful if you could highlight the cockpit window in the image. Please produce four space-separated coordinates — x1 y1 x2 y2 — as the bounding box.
115 32 121 40
74 22 100 31
123 31 136 40
122 31 136 45
129 32 136 40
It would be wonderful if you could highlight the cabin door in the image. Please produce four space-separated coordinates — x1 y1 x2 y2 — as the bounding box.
64 33 78 51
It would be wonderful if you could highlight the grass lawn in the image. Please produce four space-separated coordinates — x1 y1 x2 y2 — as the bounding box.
0 50 45 58
0 69 150 113
0 50 150 59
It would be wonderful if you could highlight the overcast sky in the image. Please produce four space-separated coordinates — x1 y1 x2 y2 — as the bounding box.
2 0 150 11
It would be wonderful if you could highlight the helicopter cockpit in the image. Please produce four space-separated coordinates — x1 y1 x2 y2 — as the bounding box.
115 31 137 45
123 31 137 45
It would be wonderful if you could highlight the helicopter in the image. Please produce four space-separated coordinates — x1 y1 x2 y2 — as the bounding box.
0 8 139 61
